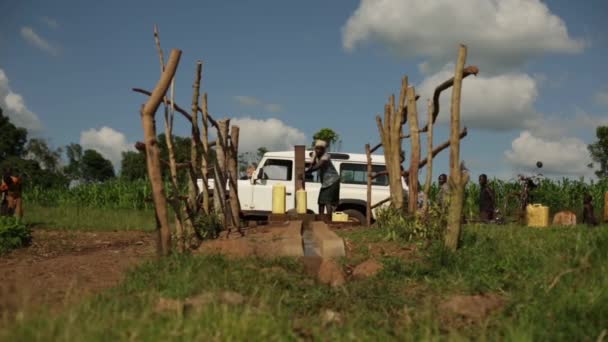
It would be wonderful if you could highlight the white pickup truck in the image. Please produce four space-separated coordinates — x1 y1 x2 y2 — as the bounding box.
198 150 408 223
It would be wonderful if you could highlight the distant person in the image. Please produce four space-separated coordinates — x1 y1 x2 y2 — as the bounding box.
1 170 23 219
582 194 599 227
305 140 340 216
245 163 257 179
478 174 495 222
437 173 449 209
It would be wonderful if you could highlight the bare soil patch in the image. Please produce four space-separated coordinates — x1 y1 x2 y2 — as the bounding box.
0 229 155 321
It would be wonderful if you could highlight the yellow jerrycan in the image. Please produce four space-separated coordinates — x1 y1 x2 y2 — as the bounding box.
296 189 307 214
526 204 549 227
332 211 349 222
272 184 286 214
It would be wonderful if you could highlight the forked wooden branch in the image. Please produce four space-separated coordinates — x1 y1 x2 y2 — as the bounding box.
370 127 467 180
140 49 182 256
132 88 219 128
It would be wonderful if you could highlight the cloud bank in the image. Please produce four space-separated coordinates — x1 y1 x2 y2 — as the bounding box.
80 127 134 169
0 69 43 132
343 0 584 73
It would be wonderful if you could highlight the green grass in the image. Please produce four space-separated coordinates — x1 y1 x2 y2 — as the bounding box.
2 224 607 341
25 204 156 231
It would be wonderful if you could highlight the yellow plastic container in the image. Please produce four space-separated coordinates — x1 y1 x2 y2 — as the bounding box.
526 204 549 227
296 189 307 214
332 212 349 222
272 184 286 214
604 192 608 222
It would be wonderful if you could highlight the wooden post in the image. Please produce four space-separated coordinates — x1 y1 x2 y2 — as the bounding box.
422 99 434 214
407 86 420 215
375 77 407 210
189 61 202 212
215 119 230 227
294 145 306 192
165 74 187 252
227 125 242 235
365 143 372 226
445 45 471 252
201 93 210 214
141 49 181 256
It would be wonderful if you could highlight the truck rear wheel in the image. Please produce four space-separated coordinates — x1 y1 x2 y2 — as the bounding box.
343 209 366 226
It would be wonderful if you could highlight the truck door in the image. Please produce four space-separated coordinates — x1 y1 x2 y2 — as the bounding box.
251 158 295 212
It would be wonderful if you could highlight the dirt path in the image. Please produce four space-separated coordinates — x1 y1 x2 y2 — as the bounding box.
0 229 155 320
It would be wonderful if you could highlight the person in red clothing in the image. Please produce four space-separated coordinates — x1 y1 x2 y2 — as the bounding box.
1 170 23 219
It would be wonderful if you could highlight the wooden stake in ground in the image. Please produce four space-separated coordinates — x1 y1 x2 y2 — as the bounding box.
365 143 373 226
227 125 242 235
445 45 471 252
141 49 182 256
200 93 211 214
376 77 407 210
406 86 421 215
215 119 230 226
422 99 434 215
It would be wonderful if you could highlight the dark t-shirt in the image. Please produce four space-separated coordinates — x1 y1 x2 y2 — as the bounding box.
479 185 495 212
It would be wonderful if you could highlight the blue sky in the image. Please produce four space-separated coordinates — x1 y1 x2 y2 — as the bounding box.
1 0 607 180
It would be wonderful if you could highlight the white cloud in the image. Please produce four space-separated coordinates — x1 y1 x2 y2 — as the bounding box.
40 16 59 29
80 127 134 169
505 131 593 177
264 103 283 113
343 0 584 73
417 64 540 130
229 117 307 152
0 69 43 132
594 90 608 107
234 95 283 113
20 26 59 56
234 96 261 106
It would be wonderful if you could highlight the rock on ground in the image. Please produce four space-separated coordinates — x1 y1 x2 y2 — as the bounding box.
301 256 345 287
439 293 504 322
352 259 383 279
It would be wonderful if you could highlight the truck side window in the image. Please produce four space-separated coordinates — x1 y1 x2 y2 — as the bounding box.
340 163 389 186
261 159 292 181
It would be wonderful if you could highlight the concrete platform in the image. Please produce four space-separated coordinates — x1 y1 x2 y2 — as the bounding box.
309 222 345 259
196 220 346 260
197 221 303 258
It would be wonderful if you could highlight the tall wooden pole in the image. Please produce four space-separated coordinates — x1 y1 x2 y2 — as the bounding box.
201 93 211 214
227 125 242 235
407 86 421 215
422 99 434 214
365 143 373 226
445 45 471 251
141 49 182 256
215 119 230 227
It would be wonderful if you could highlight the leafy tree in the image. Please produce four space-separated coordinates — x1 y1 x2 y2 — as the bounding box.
64 143 84 180
257 147 268 160
0 107 27 163
26 138 62 172
81 149 115 182
120 150 147 181
588 125 608 178
312 128 340 150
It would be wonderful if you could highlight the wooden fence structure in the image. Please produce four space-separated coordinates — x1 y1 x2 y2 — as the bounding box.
364 49 478 227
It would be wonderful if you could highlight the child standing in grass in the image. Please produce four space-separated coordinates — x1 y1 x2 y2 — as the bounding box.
1 170 23 220
583 194 598 227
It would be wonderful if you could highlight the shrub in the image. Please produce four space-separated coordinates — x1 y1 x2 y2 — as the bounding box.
375 206 445 242
192 212 223 240
0 216 31 254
